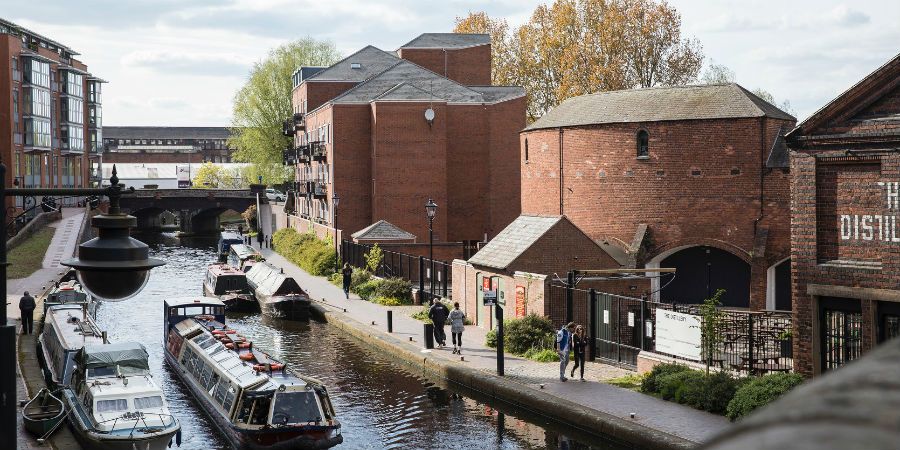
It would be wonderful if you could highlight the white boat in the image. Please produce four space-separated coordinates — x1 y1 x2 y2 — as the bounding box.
63 342 181 450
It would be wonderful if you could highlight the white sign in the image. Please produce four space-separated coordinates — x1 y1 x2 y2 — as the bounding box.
483 290 497 306
645 321 653 338
176 165 191 188
628 312 635 327
654 309 701 361
603 310 609 324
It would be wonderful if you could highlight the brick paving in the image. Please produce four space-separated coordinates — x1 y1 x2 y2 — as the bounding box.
254 243 731 445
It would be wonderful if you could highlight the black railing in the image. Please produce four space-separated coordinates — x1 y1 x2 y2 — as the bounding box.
282 147 297 166
310 141 326 161
342 240 451 300
556 284 794 373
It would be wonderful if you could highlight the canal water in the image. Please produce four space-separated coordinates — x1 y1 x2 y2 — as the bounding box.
93 234 623 450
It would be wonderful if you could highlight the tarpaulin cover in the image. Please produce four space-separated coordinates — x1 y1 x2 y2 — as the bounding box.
76 342 150 370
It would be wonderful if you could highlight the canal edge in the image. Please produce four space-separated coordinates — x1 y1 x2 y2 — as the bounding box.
311 303 697 450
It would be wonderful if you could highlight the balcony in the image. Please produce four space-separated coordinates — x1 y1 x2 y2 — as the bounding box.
282 113 306 137
282 119 294 137
282 146 297 166
311 181 327 199
293 112 306 131
309 141 326 162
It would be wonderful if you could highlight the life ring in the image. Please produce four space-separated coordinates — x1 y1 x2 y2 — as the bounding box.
237 343 251 348
225 343 235 349
225 330 236 334
212 330 225 335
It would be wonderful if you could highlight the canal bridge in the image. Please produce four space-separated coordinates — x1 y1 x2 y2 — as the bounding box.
120 188 257 233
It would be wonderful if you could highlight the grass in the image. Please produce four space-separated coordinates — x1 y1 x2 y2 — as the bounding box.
606 373 644 391
8 227 55 279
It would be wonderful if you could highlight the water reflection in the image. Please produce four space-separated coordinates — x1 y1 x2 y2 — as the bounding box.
91 233 618 449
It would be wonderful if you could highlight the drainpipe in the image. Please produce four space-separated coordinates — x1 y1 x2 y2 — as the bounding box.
443 49 448 78
559 128 564 215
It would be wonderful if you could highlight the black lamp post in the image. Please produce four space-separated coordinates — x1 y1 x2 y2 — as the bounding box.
332 192 340 271
0 164 163 448
425 198 437 300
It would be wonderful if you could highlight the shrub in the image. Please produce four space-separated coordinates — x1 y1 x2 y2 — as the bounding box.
485 328 497 348
271 228 337 276
355 280 379 301
523 348 559 362
412 302 473 325
242 205 257 231
640 363 691 394
373 278 413 304
657 370 705 402
698 371 744 414
351 269 371 291
726 373 804 421
372 296 404 306
364 244 383 273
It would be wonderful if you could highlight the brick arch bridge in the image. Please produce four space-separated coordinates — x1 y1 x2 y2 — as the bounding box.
119 189 257 234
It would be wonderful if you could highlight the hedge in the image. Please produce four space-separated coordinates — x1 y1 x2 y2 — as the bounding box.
726 373 804 421
328 267 413 305
272 228 336 276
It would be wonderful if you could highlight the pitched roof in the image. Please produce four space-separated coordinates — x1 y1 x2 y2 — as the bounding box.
399 33 490 49
331 60 523 106
103 126 231 140
525 83 795 131
351 220 416 241
467 215 562 270
306 45 400 82
766 126 790 169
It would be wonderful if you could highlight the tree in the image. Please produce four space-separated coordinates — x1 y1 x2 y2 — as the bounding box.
191 163 248 189
699 289 726 374
456 1 704 122
701 61 735 84
230 38 341 185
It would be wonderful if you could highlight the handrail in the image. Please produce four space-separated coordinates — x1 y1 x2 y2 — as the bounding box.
92 412 176 434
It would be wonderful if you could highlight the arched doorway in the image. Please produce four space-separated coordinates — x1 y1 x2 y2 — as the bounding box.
658 246 750 308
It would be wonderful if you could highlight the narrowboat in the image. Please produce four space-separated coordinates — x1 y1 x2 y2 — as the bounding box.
219 232 245 260
163 297 342 449
63 342 181 450
41 269 97 322
227 243 264 272
245 263 311 320
38 304 106 389
204 263 259 312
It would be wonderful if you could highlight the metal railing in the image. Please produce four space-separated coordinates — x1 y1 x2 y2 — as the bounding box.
341 240 451 300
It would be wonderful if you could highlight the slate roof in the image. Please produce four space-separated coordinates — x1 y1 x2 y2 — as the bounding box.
525 83 795 131
399 33 490 49
352 220 416 241
467 215 562 270
330 60 524 106
766 126 790 169
306 45 400 82
103 126 231 140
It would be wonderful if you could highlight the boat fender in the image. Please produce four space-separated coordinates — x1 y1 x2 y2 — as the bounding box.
225 343 235 349
239 353 254 361
238 342 251 348
225 330 236 334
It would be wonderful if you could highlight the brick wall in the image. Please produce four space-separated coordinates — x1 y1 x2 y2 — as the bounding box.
397 45 491 86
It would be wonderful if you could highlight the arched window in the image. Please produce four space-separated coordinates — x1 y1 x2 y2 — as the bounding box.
636 130 649 158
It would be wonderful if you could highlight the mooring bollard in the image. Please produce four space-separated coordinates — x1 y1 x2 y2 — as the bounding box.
423 323 434 349
387 310 393 333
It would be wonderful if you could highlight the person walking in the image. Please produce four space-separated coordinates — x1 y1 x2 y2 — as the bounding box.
256 232 264 248
428 299 449 348
341 263 353 299
570 325 587 381
447 302 466 354
556 322 575 381
19 291 36 335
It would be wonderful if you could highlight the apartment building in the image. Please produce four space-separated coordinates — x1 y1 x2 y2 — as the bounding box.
282 33 526 258
0 17 104 205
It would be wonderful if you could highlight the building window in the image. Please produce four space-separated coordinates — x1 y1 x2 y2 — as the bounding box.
23 58 50 88
23 87 51 118
63 72 84 97
24 118 51 148
636 130 649 158
822 308 862 370
12 89 18 125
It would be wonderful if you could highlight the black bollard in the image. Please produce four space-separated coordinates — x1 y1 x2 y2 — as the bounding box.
387 310 393 333
424 323 434 349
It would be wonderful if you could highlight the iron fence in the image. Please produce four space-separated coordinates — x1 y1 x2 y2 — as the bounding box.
341 240 451 300
553 284 794 374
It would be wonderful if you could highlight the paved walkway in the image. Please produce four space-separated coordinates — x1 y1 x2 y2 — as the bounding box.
253 243 731 444
7 207 85 450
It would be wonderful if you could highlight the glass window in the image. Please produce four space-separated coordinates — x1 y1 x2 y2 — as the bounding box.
823 309 862 370
24 118 51 148
24 59 50 88
64 97 84 124
12 89 18 125
96 399 129 413
271 392 321 425
64 72 83 97
637 130 649 158
65 125 84 151
23 87 51 118
134 396 164 410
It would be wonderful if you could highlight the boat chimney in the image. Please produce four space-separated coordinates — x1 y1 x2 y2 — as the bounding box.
102 331 108 344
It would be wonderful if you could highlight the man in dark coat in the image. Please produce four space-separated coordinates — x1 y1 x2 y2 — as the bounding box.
19 291 36 334
428 299 450 347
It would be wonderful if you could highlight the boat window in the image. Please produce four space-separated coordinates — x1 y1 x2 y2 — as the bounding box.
184 306 204 316
134 396 164 410
223 387 237 413
87 366 116 378
96 399 129 413
271 392 322 425
213 378 229 405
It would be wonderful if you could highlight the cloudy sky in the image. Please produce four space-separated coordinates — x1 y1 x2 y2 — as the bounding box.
4 0 898 126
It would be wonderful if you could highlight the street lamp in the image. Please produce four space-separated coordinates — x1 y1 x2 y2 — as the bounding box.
1 164 164 448
332 192 340 271
425 198 437 300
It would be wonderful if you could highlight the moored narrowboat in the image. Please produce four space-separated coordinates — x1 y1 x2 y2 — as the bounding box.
163 297 342 449
227 243 264 273
245 263 311 320
204 263 258 312
38 304 106 389
219 232 245 260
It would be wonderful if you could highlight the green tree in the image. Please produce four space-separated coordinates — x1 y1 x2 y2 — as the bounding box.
229 38 341 185
698 289 726 374
364 244 383 274
192 162 223 188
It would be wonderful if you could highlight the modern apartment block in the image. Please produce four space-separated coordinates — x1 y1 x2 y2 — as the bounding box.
282 33 526 257
0 17 104 205
103 127 235 164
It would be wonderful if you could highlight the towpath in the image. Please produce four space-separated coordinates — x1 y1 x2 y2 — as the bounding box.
252 242 730 446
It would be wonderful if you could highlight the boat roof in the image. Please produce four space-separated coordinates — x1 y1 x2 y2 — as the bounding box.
219 232 243 241
165 297 226 308
229 244 260 260
207 263 245 276
88 375 162 399
44 305 105 350
246 263 306 297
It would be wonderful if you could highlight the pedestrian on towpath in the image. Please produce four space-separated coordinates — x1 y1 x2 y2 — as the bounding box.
428 299 449 348
19 291 36 335
448 302 466 354
341 263 353 299
256 232 264 248
238 224 244 235
571 325 587 381
556 322 575 381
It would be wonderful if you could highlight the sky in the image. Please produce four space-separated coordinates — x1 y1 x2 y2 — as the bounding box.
3 0 898 126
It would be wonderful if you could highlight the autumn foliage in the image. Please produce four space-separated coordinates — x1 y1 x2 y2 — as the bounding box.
455 0 704 122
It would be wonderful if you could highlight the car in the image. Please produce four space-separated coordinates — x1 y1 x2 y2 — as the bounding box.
265 188 285 203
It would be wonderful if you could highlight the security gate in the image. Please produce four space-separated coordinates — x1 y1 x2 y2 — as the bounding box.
594 292 645 368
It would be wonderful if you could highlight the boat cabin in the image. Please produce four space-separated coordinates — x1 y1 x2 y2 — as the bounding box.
204 264 250 296
227 244 263 272
245 263 307 299
40 304 106 387
164 297 226 342
218 232 244 256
